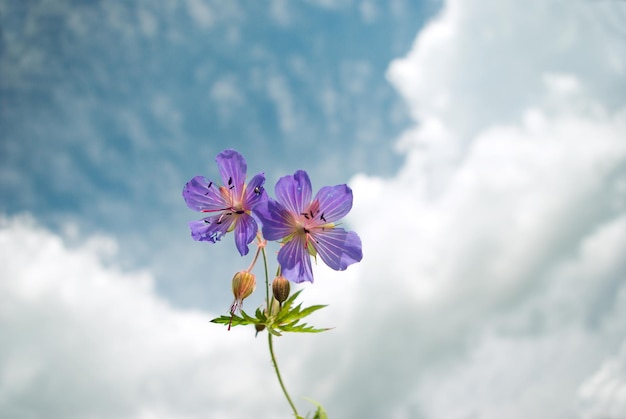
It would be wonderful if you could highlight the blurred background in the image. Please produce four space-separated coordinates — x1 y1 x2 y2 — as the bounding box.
1 1 625 418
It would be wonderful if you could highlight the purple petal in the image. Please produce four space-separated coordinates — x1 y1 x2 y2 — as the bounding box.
189 214 233 243
216 149 247 198
311 228 362 271
182 176 226 212
254 198 295 241
243 173 267 209
313 184 353 223
278 238 314 283
275 170 312 216
233 214 258 256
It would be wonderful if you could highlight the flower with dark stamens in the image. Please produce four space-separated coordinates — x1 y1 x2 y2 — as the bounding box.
254 170 362 283
183 149 266 256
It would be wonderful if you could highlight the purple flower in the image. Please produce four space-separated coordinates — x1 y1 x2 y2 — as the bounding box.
183 149 266 256
254 170 362 283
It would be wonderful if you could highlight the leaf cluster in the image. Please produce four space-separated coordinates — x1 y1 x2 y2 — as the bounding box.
211 290 331 336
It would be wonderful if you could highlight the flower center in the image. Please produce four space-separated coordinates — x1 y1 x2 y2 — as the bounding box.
219 183 245 213
294 200 331 249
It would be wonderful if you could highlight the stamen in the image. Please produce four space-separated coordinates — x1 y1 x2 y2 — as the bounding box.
254 186 261 195
320 212 326 222
216 212 232 224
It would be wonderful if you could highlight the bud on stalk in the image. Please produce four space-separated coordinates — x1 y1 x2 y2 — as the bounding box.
229 271 256 330
272 275 290 305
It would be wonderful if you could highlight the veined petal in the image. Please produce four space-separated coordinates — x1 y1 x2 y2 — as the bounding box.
255 198 295 241
275 170 312 216
216 149 247 198
312 228 362 271
189 214 233 243
233 213 258 256
278 238 314 283
313 184 353 223
243 173 267 209
183 176 226 212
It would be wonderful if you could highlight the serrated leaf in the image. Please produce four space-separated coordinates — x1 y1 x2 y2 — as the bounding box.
210 309 261 329
211 289 332 334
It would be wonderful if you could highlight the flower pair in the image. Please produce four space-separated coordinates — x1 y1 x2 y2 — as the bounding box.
183 149 362 283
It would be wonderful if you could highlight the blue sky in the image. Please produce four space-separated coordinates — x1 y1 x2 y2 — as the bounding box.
1 0 438 307
2 1 626 418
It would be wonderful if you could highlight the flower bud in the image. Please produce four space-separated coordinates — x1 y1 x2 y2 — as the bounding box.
272 275 290 304
230 271 256 314
254 323 265 337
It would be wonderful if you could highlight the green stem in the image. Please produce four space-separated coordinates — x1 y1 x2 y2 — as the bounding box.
268 332 299 417
261 246 299 417
261 244 270 315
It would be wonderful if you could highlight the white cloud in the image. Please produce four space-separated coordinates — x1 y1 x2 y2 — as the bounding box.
359 0 378 23
186 0 214 29
267 75 298 135
0 215 287 419
579 339 626 419
292 0 626 417
3 0 626 418
209 76 246 123
387 0 626 139
269 0 292 26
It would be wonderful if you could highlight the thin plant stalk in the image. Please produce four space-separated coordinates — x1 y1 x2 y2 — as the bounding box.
261 245 300 417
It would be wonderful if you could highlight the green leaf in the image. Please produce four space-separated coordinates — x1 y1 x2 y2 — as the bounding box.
303 398 328 419
211 290 332 334
210 309 259 328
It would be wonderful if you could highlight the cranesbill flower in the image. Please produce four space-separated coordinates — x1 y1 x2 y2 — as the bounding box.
183 149 266 256
254 170 362 283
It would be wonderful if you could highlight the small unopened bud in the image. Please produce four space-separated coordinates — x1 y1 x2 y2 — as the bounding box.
254 323 265 337
230 271 256 314
272 275 290 304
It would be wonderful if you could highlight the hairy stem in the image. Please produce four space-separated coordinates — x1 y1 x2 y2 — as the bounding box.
268 333 299 416
261 246 299 417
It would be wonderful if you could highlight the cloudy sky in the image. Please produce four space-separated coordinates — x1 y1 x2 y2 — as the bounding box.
1 0 625 418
